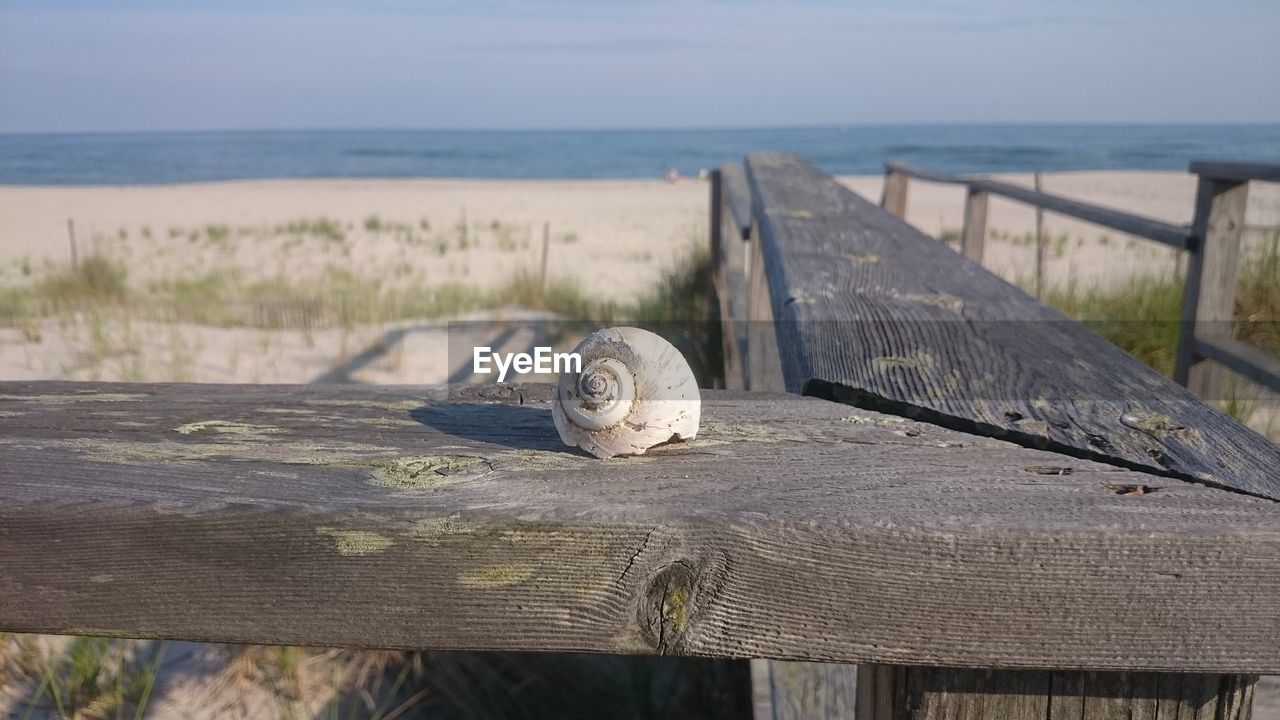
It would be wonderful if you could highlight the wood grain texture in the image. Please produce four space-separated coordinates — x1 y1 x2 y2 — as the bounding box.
744 152 1280 501
883 161 1191 249
856 668 1256 720
3 382 1280 672
960 189 988 263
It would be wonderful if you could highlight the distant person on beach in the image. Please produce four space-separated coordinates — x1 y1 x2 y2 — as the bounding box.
664 167 681 183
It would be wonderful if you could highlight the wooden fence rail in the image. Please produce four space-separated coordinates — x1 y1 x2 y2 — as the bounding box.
880 159 1280 399
713 152 1280 718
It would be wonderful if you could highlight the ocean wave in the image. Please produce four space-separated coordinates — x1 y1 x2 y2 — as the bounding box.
344 148 505 160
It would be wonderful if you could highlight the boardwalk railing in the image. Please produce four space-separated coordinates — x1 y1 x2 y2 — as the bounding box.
879 159 1280 402
712 153 1280 718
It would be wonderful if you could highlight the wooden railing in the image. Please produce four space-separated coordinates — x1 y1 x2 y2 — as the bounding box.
712 153 1280 718
879 159 1280 401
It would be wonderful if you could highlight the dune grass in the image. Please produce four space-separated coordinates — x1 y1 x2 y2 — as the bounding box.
1041 239 1278 424
488 245 724 386
0 634 167 720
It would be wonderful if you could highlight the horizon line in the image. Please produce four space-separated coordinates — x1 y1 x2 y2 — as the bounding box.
4 120 1280 137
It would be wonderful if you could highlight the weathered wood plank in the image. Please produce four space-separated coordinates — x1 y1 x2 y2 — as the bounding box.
744 152 1280 501
857 668 1255 720
3 382 1280 672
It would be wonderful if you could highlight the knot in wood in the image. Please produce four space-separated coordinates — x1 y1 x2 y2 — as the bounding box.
640 560 698 655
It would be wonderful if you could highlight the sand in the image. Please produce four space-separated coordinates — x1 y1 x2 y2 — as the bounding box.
0 178 708 301
3 171 1276 298
2 171 1277 387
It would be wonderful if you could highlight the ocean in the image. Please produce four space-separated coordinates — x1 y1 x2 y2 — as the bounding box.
2 125 1279 185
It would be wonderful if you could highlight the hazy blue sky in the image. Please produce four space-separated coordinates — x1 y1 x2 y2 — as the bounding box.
1 0 1277 133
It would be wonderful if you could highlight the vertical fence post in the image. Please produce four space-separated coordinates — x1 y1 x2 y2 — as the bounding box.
881 168 908 219
1034 172 1046 299
710 169 723 276
1173 177 1249 401
961 188 989 264
67 218 79 268
539 221 551 292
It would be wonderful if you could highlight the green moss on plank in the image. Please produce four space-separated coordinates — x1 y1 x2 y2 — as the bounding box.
459 564 535 588
665 589 689 632
495 448 589 471
174 420 285 438
63 628 160 640
58 437 395 467
1120 411 1205 449
841 414 907 426
873 352 935 372
413 516 478 545
899 292 964 312
0 393 147 403
317 528 394 556
303 398 421 412
370 455 487 490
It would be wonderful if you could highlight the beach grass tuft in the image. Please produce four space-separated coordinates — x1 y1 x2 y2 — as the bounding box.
1041 238 1279 424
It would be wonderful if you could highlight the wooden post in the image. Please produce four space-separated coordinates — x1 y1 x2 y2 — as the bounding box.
960 188 988 263
67 218 78 268
539 221 550 292
881 169 908 219
716 164 753 392
710 169 723 276
1173 177 1249 400
1034 172 1045 299
855 667 1256 720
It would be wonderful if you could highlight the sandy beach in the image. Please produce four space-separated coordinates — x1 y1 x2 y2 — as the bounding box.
0 177 709 301
2 171 1277 383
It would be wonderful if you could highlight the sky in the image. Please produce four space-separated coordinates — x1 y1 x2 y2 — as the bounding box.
1 0 1278 133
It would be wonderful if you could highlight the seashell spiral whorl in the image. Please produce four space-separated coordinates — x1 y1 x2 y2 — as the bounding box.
552 326 700 459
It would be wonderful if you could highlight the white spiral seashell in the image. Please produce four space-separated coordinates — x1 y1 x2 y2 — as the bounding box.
553 326 700 459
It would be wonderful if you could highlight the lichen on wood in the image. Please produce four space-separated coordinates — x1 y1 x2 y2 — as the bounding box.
317 528 394 556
